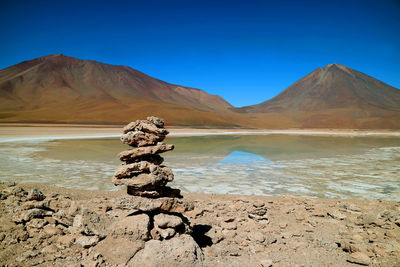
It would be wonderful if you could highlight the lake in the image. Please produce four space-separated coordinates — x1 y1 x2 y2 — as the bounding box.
1 134 399 200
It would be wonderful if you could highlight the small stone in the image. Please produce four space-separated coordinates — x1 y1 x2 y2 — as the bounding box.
11 187 27 198
76 235 100 248
95 237 145 265
185 208 204 218
279 222 288 229
265 235 277 245
247 232 265 244
154 214 183 229
118 143 174 161
206 227 224 244
113 162 174 187
58 235 76 247
328 211 347 220
43 225 64 236
348 204 361 212
372 246 388 257
129 234 203 266
223 216 234 223
53 210 73 226
147 116 165 128
113 169 174 188
116 196 194 213
221 221 237 230
385 231 396 238
22 200 50 210
351 234 364 242
124 154 164 165
27 188 46 201
120 130 165 147
259 258 273 267
123 118 167 135
296 215 305 221
347 252 371 265
341 241 360 253
127 185 181 198
41 244 58 254
44 217 57 224
151 227 176 240
318 237 338 249
356 213 377 226
20 208 51 222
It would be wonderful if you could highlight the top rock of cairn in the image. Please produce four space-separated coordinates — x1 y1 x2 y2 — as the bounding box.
114 117 180 198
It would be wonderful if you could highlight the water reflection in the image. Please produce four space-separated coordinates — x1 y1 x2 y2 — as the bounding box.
215 151 271 165
0 135 399 200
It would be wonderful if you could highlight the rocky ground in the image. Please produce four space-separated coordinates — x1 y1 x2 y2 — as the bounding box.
0 182 399 266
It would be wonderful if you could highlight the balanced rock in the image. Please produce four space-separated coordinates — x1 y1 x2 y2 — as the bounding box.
118 143 174 162
126 185 181 198
154 213 183 229
115 196 194 213
113 161 173 188
111 117 202 265
122 119 167 135
114 117 178 198
120 131 165 147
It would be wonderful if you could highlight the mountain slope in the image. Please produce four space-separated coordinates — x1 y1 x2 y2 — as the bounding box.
1 56 399 129
0 54 237 126
238 63 400 129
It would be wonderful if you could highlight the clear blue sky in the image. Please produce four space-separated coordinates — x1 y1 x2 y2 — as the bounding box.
1 0 399 107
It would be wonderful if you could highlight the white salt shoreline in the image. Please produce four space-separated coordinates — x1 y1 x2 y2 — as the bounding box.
1 129 400 143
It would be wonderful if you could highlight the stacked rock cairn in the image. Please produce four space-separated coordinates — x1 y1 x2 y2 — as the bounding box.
113 116 193 240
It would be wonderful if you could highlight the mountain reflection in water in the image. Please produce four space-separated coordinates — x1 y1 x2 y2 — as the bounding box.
214 151 271 165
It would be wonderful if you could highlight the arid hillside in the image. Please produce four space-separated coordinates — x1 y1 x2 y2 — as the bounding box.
237 64 400 129
1 55 399 128
0 54 241 127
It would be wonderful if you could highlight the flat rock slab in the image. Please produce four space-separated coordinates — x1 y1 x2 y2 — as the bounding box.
347 252 371 265
115 196 194 213
154 213 183 228
94 213 150 265
122 154 164 165
113 169 173 188
120 131 165 147
128 234 203 267
123 119 167 135
127 185 181 198
119 143 174 161
95 237 145 266
110 213 150 241
114 161 173 182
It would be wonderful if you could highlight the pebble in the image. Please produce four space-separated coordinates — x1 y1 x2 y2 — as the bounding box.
347 252 371 266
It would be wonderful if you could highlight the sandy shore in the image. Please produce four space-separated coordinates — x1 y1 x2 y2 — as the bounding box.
1 182 399 266
1 123 400 142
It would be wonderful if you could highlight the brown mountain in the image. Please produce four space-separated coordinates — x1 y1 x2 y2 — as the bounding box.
0 54 240 126
237 63 400 129
1 55 399 129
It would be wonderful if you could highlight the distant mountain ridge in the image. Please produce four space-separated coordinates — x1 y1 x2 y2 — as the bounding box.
0 54 399 128
236 63 400 129
0 54 237 126
240 63 400 113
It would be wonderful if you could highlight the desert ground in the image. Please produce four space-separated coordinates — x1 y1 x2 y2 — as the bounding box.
0 182 399 266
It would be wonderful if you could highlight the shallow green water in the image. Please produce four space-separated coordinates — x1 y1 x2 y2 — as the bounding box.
1 135 399 200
